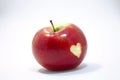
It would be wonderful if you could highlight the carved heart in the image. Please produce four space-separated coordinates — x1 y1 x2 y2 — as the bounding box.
70 43 82 58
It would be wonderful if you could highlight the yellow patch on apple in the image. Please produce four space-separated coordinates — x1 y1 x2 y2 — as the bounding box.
70 43 82 58
51 23 71 32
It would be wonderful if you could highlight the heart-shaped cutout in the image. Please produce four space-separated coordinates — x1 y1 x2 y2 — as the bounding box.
70 43 82 58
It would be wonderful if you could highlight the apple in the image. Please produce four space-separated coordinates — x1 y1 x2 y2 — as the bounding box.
32 20 87 71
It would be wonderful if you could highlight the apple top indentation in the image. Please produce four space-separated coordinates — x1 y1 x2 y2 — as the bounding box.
50 20 70 32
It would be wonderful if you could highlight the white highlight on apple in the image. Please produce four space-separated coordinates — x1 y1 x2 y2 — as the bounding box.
60 34 67 37
70 43 82 58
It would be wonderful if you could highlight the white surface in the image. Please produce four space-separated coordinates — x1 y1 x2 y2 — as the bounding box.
0 0 120 80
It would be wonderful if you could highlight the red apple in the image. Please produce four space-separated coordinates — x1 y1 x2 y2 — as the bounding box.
32 20 87 71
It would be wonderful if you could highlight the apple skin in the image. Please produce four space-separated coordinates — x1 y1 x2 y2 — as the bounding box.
32 23 87 71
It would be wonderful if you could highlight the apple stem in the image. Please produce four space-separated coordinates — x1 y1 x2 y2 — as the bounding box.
50 20 56 32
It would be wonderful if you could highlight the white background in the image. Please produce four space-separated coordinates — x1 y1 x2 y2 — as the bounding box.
0 0 120 80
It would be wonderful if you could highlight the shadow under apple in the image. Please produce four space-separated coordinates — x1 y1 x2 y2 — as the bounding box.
38 63 101 76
